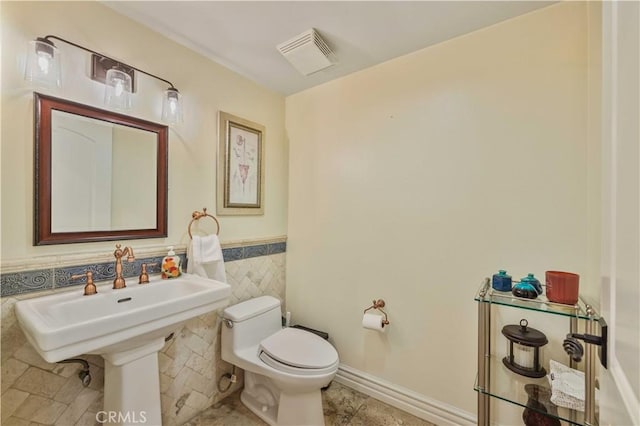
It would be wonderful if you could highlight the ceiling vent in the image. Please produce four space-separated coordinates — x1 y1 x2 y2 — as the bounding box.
277 29 336 76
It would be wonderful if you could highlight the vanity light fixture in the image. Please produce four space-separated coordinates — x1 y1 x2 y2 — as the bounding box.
25 35 183 123
162 88 183 124
24 37 61 88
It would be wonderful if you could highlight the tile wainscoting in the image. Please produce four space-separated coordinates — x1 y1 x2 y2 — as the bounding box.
0 238 286 426
0 239 286 297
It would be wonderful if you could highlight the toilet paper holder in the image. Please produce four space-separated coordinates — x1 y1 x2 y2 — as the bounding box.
364 299 390 327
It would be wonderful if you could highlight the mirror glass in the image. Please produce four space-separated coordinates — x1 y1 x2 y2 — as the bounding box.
35 93 168 245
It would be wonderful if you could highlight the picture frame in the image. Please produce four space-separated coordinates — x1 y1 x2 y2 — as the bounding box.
217 111 265 215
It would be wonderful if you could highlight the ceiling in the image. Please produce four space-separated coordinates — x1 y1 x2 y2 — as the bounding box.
105 1 555 96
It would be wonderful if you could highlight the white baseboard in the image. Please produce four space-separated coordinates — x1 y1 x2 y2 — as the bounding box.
335 364 476 426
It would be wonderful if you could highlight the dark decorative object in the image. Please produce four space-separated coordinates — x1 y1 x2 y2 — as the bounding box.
563 315 609 368
512 274 542 299
563 334 585 362
502 319 548 378
523 273 543 295
512 283 538 299
522 384 561 426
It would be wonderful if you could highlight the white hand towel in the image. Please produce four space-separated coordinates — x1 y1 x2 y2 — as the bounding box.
548 359 599 412
193 235 223 263
187 235 227 283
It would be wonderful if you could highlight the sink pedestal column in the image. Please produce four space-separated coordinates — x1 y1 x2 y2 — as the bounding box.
102 338 165 426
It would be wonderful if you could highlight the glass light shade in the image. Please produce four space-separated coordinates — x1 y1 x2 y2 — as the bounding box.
25 39 61 88
104 68 133 110
162 88 183 124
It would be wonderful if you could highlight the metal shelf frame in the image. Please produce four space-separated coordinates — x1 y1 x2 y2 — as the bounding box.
475 278 601 426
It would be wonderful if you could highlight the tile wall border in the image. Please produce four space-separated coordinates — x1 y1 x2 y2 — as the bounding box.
1 236 286 298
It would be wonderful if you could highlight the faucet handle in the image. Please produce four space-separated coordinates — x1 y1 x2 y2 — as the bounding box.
71 271 98 296
139 263 157 284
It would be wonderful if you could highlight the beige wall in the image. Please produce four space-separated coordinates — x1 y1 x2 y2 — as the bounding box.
1 1 288 261
286 2 600 419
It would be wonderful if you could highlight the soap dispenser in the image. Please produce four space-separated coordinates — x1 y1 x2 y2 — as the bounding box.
161 246 182 279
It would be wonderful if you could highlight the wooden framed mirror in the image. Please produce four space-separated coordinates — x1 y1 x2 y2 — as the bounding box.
34 93 168 245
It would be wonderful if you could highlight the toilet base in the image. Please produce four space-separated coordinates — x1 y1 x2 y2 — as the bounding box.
240 371 325 426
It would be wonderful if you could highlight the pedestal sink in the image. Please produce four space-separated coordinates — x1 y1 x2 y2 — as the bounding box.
15 273 231 426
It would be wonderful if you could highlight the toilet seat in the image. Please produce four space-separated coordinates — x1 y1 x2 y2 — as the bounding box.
258 328 338 375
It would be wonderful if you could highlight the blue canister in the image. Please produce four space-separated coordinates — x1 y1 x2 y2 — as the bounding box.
520 273 543 295
492 270 512 292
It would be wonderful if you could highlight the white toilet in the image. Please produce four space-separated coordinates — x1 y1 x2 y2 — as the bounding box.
221 296 339 426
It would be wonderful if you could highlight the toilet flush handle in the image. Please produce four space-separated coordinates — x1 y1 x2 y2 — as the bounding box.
223 318 233 328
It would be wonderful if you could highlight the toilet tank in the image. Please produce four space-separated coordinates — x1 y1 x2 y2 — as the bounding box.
221 296 282 356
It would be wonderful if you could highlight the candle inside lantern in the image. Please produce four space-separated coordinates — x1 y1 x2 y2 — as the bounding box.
513 343 535 369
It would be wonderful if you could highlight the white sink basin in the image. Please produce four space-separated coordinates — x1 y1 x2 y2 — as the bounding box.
16 273 231 363
16 272 230 425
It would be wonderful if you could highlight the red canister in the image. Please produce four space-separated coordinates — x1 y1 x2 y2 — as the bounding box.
545 271 580 305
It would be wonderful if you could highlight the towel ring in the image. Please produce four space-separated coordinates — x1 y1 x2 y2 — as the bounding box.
188 207 220 238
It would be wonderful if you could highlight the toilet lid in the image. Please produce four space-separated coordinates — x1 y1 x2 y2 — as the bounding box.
259 328 338 369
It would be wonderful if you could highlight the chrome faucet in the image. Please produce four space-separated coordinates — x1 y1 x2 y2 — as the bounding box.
113 244 135 289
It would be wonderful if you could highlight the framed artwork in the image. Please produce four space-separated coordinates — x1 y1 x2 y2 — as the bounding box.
217 111 265 215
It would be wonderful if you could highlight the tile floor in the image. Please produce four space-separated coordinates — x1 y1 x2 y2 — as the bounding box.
183 381 436 426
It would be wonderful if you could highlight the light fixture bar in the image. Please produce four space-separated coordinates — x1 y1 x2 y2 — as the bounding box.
28 35 184 123
41 35 178 91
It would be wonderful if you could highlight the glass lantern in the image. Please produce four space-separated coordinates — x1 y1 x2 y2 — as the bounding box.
502 319 548 378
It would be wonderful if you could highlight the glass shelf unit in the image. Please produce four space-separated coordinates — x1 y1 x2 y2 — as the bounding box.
474 285 601 322
474 356 586 425
474 278 600 426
